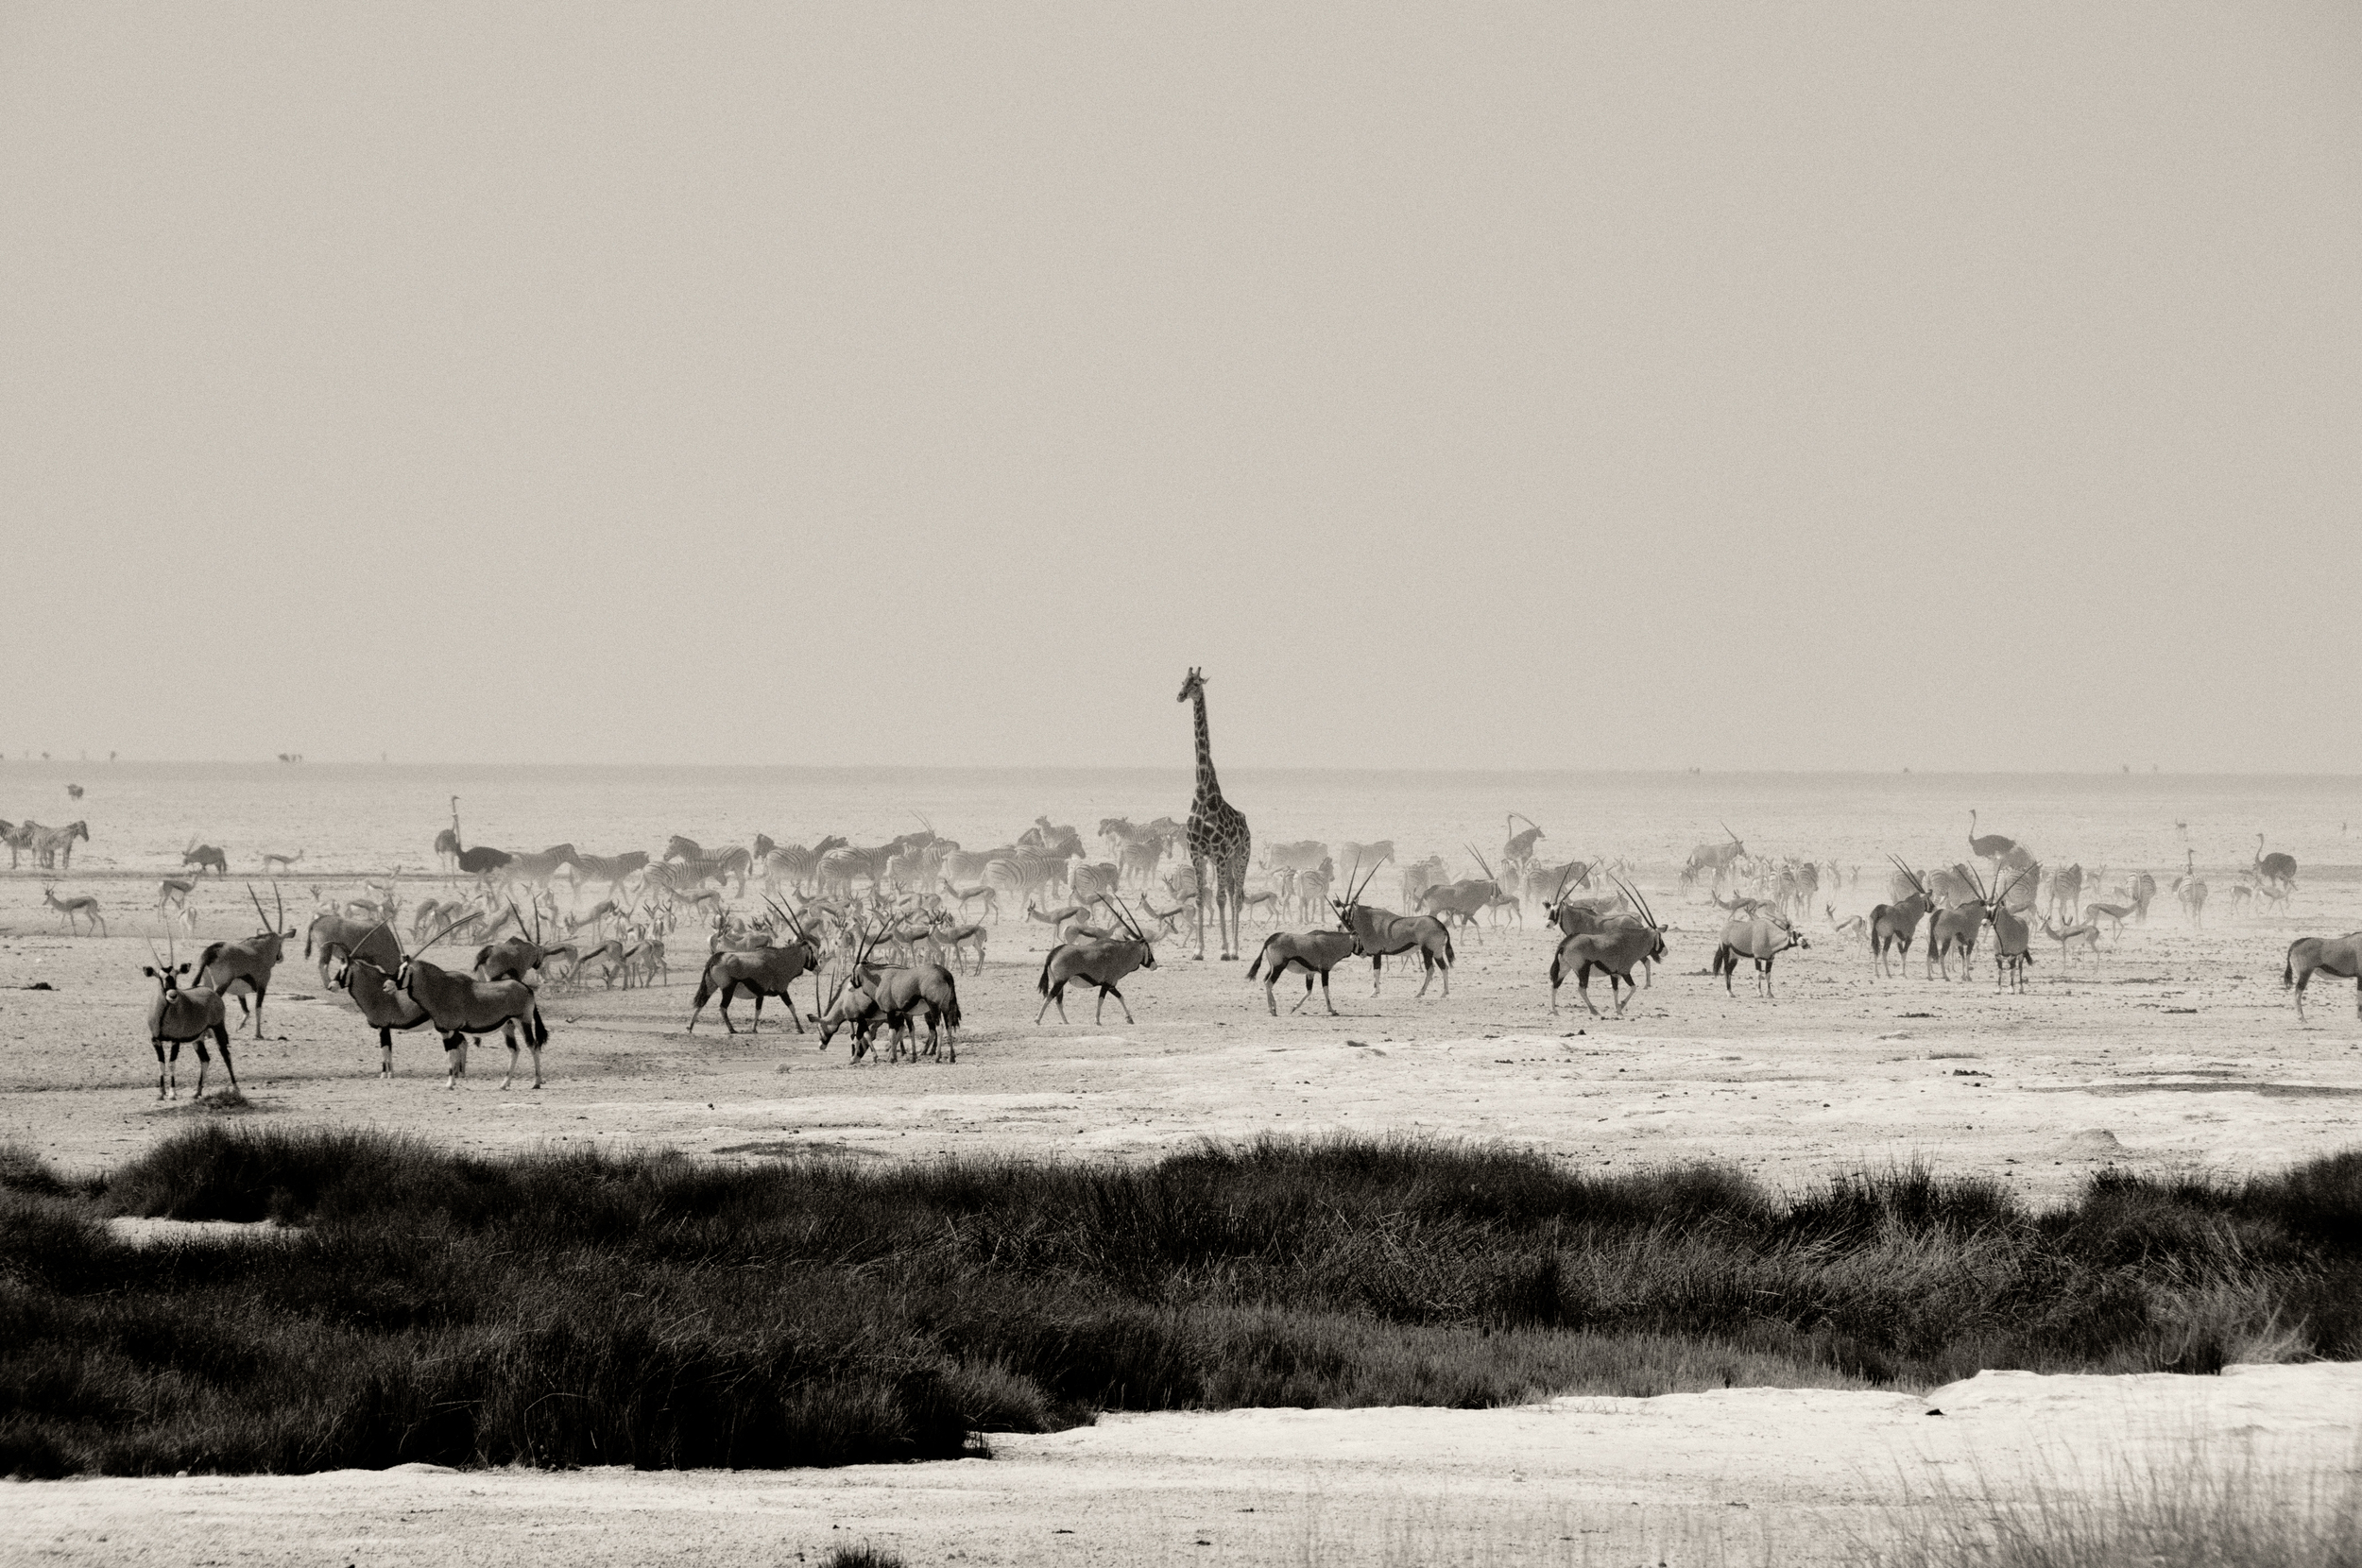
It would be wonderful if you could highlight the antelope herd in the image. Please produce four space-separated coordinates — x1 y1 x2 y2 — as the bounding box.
8 707 2360 1108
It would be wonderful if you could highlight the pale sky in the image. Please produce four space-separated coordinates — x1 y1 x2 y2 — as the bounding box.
4 4 2357 772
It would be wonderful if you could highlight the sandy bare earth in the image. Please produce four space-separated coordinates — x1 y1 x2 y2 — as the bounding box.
8 1364 2357 1566
4 876 2359 1563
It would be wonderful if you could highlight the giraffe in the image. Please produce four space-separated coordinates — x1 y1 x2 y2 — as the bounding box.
1176 667 1252 961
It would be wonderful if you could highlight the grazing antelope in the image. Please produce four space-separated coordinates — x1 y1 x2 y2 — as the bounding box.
197 885 297 1036
43 886 105 935
2284 933 2362 1020
1135 895 1193 941
2042 918 2101 968
1330 859 1454 999
573 938 630 988
1246 928 1358 1015
1826 905 1868 944
1036 897 1157 1025
849 961 963 1063
141 948 233 1099
328 951 433 1076
182 843 229 878
1238 887 1280 924
261 848 304 873
628 930 668 988
925 916 987 976
2082 898 2134 943
1549 876 1666 1017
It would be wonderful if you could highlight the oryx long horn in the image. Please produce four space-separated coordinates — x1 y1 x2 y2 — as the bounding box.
1721 820 1741 844
1466 844 1498 882
273 880 285 932
247 882 272 931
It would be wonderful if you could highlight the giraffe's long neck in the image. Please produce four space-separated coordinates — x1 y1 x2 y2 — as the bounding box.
1191 690 1223 805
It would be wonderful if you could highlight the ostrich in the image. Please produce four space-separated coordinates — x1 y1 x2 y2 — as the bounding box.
1967 810 2016 863
2253 835 2298 893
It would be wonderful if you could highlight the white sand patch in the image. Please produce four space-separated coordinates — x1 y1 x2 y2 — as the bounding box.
10 1364 2355 1566
103 1217 299 1247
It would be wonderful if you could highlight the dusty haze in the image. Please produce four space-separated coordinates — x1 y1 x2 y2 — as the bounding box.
3 3 2357 771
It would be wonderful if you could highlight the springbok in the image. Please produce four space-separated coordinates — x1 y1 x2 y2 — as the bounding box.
940 878 1000 923
2042 918 2101 968
2284 933 2362 1020
2082 898 2134 943
261 848 304 873
157 878 197 931
1036 897 1157 1024
1826 905 1869 945
43 886 105 936
142 945 232 1099
198 885 297 1036
1246 928 1359 1015
1331 858 1454 998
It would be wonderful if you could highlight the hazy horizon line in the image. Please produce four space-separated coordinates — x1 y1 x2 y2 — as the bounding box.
7 758 2362 782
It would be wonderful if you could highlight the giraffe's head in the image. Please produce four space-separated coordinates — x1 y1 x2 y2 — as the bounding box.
1176 667 1205 704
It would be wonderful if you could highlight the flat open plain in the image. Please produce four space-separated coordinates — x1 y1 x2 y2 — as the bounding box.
5 858 2358 1565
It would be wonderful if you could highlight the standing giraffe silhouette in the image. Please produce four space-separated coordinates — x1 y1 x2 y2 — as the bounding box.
1177 668 1252 961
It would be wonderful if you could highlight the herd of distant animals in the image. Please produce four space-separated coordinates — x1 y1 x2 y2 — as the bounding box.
5 670 2355 1103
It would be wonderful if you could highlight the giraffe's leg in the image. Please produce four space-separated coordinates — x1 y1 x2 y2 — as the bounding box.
1190 855 1210 961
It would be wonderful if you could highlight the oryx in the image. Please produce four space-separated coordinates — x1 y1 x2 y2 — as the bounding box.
689 901 819 1034
327 943 434 1077
1036 896 1157 1024
1710 906 1809 999
2284 933 2362 1020
395 912 551 1089
197 884 296 1036
141 940 233 1099
1245 928 1360 1015
1330 858 1454 998
1548 875 1666 1017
